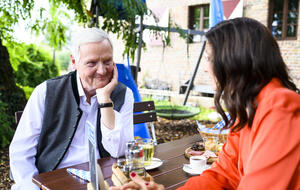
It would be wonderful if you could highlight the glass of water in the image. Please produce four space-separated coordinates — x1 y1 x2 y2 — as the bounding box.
125 141 145 176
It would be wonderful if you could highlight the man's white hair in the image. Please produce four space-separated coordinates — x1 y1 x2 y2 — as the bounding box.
71 27 113 62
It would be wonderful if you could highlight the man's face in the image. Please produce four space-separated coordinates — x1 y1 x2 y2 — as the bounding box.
73 39 114 96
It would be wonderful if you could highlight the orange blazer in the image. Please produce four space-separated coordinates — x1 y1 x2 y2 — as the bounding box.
178 79 300 190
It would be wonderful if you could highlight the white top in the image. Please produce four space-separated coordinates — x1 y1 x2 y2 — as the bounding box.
9 74 134 190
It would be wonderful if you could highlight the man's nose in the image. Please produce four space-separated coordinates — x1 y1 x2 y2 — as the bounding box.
96 63 106 74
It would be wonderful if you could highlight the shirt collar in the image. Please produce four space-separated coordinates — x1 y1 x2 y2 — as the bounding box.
76 72 86 98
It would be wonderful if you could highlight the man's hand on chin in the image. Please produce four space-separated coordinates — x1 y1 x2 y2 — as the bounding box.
96 64 118 130
96 64 118 103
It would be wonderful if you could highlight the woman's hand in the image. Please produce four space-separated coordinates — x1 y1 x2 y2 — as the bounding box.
109 172 165 190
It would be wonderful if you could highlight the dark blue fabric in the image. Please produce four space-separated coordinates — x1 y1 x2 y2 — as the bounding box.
99 0 146 20
116 64 151 139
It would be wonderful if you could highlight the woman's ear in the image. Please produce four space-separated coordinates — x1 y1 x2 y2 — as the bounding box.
70 54 77 70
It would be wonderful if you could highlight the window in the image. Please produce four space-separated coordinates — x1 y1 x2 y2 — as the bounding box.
188 4 210 43
268 0 299 39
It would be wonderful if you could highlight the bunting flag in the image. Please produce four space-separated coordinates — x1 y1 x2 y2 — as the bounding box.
222 0 243 20
209 0 225 28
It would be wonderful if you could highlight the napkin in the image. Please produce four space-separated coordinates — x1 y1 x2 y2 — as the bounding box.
66 168 91 181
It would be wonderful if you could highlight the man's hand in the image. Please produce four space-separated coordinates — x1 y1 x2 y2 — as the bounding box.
96 63 118 103
96 63 118 130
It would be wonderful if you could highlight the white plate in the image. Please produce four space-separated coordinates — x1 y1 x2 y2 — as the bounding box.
145 158 163 170
183 164 210 175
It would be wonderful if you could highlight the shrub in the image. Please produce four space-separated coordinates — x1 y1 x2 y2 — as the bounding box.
0 100 15 148
16 84 34 99
7 42 59 88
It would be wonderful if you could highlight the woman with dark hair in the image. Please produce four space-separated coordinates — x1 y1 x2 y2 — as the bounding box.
110 17 300 190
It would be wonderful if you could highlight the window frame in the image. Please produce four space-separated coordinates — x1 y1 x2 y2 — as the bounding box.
268 0 299 40
188 4 210 43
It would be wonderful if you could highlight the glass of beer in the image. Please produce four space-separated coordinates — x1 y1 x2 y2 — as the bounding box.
138 138 154 166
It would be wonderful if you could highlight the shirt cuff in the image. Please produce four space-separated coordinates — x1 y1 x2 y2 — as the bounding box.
101 111 122 157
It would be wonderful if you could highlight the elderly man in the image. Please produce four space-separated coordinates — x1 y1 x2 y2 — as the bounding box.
9 28 134 189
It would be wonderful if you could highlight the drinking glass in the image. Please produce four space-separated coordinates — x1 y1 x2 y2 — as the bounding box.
137 138 154 166
125 140 136 163
125 141 145 176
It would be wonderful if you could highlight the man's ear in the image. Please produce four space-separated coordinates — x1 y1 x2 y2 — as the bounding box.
70 54 77 70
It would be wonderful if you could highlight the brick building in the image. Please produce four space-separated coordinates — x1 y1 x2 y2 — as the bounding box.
111 0 300 94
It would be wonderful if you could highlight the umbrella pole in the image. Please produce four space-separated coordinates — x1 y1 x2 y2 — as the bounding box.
135 15 144 83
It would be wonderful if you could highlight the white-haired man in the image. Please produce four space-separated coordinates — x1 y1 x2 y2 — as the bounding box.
9 28 134 189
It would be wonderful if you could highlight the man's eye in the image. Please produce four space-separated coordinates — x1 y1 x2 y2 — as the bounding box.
87 62 96 66
103 60 112 65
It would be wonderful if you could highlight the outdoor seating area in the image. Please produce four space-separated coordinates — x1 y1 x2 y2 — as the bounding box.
0 115 218 189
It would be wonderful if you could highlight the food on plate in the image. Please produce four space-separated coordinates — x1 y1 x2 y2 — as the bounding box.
191 142 205 151
187 149 204 156
185 140 222 164
202 150 217 158
184 142 205 158
207 157 218 164
202 150 218 164
184 147 204 159
204 137 219 152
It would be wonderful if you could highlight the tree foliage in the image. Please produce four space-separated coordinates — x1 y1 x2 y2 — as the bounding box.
94 0 148 60
0 0 34 41
7 42 59 87
0 0 85 47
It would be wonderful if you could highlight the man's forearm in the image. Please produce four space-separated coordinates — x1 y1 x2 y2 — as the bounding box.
100 107 115 130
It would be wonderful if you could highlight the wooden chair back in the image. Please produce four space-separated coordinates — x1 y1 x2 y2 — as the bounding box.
133 101 157 124
133 101 157 144
15 111 23 125
10 111 23 181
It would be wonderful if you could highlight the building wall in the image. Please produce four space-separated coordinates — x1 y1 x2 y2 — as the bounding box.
111 0 300 91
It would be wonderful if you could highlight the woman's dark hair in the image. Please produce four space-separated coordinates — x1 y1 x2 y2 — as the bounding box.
205 17 300 132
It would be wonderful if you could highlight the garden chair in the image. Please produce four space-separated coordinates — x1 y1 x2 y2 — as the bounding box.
133 101 157 145
10 111 23 181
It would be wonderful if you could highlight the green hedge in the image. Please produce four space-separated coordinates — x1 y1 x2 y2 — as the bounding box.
7 42 59 88
0 99 15 148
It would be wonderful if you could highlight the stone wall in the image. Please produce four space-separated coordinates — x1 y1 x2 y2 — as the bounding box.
110 0 300 92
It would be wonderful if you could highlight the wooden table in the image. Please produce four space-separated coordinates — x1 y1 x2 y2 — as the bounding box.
33 134 202 190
